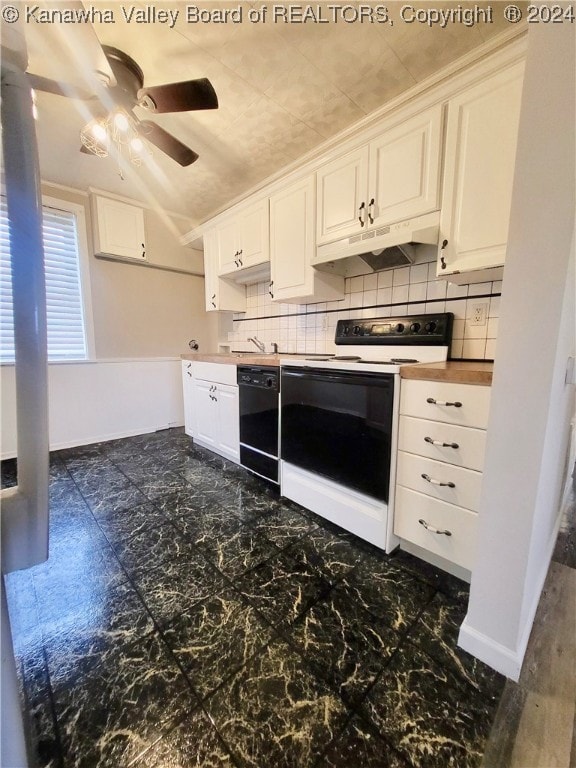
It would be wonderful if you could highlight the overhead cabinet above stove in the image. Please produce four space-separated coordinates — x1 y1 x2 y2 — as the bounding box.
315 104 443 248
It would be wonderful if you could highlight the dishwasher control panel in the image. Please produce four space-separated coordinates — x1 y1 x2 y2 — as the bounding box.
237 366 279 391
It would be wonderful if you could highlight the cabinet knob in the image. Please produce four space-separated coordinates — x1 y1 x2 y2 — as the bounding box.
440 240 448 270
269 280 274 298
141 243 146 259
358 201 366 227
368 198 375 225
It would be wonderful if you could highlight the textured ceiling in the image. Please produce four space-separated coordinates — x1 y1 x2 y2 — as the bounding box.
22 1 520 224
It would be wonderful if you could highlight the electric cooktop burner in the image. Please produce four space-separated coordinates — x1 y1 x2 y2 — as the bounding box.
304 356 420 364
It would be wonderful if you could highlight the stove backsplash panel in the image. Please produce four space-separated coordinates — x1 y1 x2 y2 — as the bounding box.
229 258 500 360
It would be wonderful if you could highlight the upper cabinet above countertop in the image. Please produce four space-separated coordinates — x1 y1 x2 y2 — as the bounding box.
436 61 524 284
92 194 147 262
190 35 527 309
315 104 444 246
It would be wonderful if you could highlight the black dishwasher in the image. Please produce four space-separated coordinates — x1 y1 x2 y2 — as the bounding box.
237 366 279 483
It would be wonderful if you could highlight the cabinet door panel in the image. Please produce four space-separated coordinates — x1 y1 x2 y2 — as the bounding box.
240 201 269 268
370 104 443 226
193 380 217 447
316 147 369 243
181 361 195 437
216 218 239 274
94 196 146 260
216 384 239 460
270 176 315 300
438 62 524 276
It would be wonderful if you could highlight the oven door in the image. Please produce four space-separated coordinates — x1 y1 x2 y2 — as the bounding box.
281 367 395 502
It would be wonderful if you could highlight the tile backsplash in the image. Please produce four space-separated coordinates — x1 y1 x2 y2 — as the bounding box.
227 256 500 360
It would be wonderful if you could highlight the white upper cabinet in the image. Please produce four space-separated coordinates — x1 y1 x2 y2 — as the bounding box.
216 199 269 280
437 61 524 282
92 195 147 261
316 104 443 245
203 229 246 313
270 175 344 304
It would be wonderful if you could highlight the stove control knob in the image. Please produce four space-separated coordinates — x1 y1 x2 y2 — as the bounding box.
410 322 421 333
265 377 275 388
353 325 361 335
342 325 350 336
394 323 405 333
425 321 437 333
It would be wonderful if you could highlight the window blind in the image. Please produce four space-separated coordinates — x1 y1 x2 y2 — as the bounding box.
0 197 87 362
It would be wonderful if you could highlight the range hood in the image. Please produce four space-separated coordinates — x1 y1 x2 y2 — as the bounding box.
313 211 440 278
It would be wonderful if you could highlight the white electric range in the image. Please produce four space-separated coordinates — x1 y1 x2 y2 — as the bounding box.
279 312 454 552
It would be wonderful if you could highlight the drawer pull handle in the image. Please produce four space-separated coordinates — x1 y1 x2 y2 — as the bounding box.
419 519 452 536
424 436 459 449
421 473 455 488
426 397 462 407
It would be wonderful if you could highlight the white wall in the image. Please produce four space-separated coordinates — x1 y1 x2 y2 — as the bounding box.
458 22 576 680
0 359 184 458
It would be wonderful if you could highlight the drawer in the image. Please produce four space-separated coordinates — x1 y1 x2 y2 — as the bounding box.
398 416 487 471
400 379 491 429
396 451 482 512
394 486 477 571
192 361 237 386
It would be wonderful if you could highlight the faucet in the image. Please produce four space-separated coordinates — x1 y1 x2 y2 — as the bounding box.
247 336 266 353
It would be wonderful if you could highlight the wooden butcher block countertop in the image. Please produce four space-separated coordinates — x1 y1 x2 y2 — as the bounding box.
400 360 494 386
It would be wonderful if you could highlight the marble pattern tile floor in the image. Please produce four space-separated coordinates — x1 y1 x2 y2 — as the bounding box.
3 429 505 768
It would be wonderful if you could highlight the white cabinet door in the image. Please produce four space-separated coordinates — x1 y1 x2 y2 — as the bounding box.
181 361 195 437
203 230 246 313
193 380 217 447
270 175 343 304
370 104 443 227
315 104 442 247
316 146 369 244
92 196 146 261
215 383 239 461
270 176 315 301
216 218 240 274
239 199 269 269
437 61 524 279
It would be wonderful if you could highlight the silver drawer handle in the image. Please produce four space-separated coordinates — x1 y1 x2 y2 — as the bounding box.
421 473 455 488
424 436 459 449
419 519 452 536
427 397 462 407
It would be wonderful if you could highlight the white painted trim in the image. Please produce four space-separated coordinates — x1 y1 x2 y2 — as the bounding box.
87 185 193 223
47 424 184 453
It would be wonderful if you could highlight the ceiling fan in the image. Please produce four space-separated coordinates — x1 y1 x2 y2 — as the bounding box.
28 42 218 167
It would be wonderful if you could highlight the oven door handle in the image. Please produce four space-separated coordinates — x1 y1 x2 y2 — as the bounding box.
282 368 394 387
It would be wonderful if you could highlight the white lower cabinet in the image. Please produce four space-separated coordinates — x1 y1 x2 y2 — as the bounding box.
394 378 491 576
182 362 240 463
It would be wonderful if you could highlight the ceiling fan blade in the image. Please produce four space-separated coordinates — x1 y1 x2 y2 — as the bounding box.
138 121 199 166
28 73 95 101
25 2 116 89
138 79 218 114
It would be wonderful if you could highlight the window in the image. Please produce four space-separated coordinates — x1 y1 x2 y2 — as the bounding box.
0 195 93 362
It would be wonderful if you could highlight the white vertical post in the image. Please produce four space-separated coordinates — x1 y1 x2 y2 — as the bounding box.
0 58 49 573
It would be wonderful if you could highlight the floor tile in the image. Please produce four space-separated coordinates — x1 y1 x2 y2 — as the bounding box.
94 501 168 545
133 550 226 625
362 643 500 768
53 633 197 767
194 524 280 578
204 637 350 768
133 708 239 767
235 549 333 628
162 588 275 699
318 716 411 767
282 581 402 705
112 520 194 577
249 504 319 549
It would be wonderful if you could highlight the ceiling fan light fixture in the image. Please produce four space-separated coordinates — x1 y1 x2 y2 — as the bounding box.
80 118 109 158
